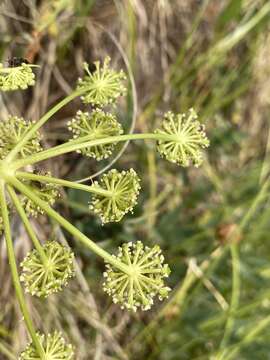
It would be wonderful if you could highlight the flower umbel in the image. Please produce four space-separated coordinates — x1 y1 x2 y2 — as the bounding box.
90 169 141 224
103 241 171 311
0 62 35 91
76 56 127 106
19 331 74 360
0 116 42 160
20 241 74 297
21 171 60 217
155 109 209 167
67 109 123 160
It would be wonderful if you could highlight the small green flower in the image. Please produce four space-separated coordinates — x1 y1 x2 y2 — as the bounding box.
20 241 75 297
67 109 123 160
21 171 60 217
155 109 209 167
103 241 171 311
19 331 74 360
0 116 43 160
0 63 36 91
90 169 141 224
76 56 127 106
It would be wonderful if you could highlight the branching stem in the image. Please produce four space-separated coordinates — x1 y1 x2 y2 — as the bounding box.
8 177 131 275
12 133 174 169
16 171 113 197
7 185 48 264
0 182 45 358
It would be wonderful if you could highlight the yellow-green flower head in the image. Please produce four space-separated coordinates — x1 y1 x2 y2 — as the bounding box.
103 241 171 311
90 169 141 224
19 331 74 360
0 62 36 91
21 171 60 217
155 109 210 167
76 56 127 106
0 116 43 160
67 109 123 160
20 241 75 298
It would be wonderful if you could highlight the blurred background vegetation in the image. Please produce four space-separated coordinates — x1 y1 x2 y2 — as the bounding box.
1 0 270 359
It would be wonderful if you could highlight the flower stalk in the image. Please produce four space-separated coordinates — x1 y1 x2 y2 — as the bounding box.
12 133 188 169
7 185 48 265
9 176 132 275
16 171 114 197
0 183 45 359
5 88 84 163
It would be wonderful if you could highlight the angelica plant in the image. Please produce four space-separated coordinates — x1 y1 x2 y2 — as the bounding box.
0 56 209 359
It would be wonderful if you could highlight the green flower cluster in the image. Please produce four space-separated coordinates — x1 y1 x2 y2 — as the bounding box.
21 171 60 217
0 116 42 160
155 108 209 167
103 241 171 311
90 169 141 224
19 331 74 360
77 56 127 106
67 109 123 160
20 241 75 297
0 63 35 91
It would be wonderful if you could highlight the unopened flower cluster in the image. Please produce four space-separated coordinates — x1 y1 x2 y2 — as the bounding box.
0 116 42 160
155 108 209 167
103 241 171 311
0 62 35 91
90 169 141 224
20 241 75 297
19 331 74 360
67 109 123 160
77 56 127 106
21 171 60 217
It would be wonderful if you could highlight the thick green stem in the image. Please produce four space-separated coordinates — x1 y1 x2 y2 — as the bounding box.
16 171 113 197
0 183 45 358
7 185 48 264
12 133 171 169
6 89 84 162
9 177 131 275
